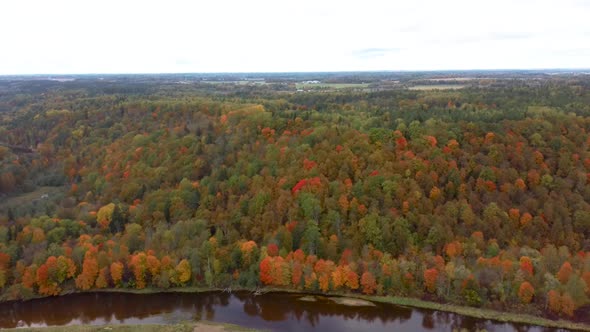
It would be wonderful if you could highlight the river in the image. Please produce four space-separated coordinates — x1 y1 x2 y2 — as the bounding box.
0 291 568 331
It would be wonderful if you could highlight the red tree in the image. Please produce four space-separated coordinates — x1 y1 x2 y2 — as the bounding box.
423 268 439 293
267 244 279 257
519 256 534 276
259 256 273 285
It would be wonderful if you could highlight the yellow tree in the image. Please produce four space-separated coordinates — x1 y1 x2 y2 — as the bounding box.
129 252 147 289
96 203 115 230
176 259 191 285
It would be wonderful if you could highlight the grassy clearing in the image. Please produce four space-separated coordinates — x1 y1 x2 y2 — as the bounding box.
409 84 466 90
0 186 64 209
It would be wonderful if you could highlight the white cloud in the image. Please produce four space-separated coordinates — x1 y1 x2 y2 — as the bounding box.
0 0 588 74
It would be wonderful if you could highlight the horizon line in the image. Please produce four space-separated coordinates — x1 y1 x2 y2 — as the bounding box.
1 67 590 77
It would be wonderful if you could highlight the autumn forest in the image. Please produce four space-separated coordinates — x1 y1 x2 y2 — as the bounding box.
1 73 590 323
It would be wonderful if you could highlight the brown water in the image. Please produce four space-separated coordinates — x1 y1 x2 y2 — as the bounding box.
0 291 566 331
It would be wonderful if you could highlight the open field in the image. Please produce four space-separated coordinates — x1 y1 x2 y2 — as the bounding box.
200 80 266 85
426 77 479 81
0 186 64 209
408 84 467 90
295 83 370 90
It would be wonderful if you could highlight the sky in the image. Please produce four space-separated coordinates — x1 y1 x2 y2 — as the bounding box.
0 0 589 74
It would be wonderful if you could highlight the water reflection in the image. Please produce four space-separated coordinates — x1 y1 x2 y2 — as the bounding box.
0 291 562 331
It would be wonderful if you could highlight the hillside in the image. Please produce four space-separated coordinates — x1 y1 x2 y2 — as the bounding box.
1 73 590 322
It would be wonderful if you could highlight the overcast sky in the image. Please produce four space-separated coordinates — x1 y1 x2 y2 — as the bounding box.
0 0 589 74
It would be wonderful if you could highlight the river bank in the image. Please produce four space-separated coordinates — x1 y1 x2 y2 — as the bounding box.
1 321 259 332
107 287 590 331
2 287 589 331
354 294 590 331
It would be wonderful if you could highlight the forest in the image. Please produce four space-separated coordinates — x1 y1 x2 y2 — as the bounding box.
1 72 590 321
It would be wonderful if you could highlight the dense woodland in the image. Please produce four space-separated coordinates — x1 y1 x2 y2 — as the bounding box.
1 74 590 320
